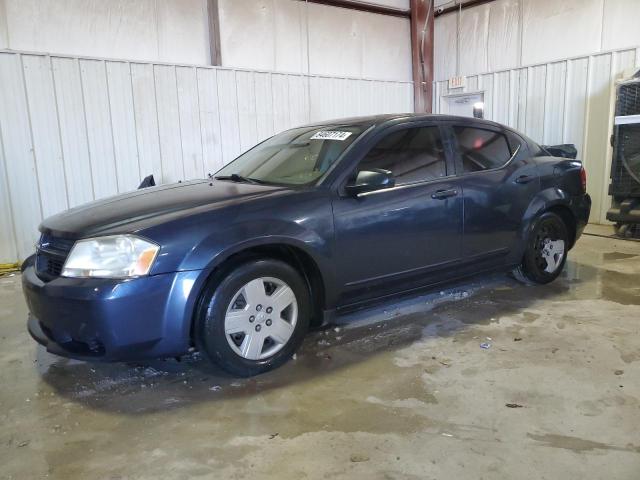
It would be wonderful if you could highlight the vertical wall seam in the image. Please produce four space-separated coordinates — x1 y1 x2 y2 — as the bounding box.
173 65 186 180
0 88 20 260
233 69 241 154
251 71 259 144
561 60 571 144
103 60 120 193
77 58 96 200
193 66 206 177
581 55 594 170
49 55 71 209
151 64 165 181
19 53 45 222
213 69 225 165
128 62 144 182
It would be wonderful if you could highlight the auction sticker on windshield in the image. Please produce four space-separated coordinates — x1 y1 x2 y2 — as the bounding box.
310 131 353 141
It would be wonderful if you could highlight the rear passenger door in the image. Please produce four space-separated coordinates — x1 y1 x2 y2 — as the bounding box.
448 123 539 264
332 123 463 304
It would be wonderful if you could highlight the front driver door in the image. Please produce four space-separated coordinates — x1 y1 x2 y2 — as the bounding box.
332 123 463 306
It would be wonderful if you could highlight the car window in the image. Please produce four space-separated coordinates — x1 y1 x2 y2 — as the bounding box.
357 126 447 184
453 126 512 173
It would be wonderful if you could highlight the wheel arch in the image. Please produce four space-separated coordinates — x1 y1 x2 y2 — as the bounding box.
188 240 329 347
517 189 579 261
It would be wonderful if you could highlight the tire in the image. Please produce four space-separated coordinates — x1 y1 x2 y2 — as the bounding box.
512 212 569 285
195 258 310 377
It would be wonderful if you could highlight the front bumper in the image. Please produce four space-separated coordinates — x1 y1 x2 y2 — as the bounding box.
22 263 202 361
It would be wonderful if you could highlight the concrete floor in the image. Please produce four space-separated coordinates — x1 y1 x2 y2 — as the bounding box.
1 232 639 480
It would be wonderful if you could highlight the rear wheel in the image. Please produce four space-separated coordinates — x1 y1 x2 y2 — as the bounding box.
196 259 310 376
513 212 568 285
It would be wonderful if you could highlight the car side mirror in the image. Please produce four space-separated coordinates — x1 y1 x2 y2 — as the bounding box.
345 168 395 196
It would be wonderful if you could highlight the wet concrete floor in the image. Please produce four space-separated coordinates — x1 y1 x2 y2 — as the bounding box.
1 232 639 479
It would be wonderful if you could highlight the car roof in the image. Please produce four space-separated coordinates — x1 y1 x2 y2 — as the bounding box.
301 113 510 131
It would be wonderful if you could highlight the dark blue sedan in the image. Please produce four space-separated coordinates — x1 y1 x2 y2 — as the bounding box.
22 114 591 376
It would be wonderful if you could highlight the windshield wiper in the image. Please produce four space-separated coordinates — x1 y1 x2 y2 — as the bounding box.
214 173 261 184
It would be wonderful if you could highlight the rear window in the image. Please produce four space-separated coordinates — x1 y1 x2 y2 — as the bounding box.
453 126 512 173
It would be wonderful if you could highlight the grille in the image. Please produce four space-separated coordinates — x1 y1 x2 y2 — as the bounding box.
35 234 76 281
616 81 640 116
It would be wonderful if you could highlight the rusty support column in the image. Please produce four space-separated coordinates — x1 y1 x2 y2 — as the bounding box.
410 0 434 113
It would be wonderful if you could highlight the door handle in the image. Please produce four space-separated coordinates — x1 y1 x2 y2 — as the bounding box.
515 175 535 184
431 189 458 200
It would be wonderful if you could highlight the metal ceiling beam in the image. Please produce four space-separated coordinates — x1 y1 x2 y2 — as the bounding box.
410 0 434 113
294 0 410 18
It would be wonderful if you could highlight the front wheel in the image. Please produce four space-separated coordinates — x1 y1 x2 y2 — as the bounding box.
196 259 310 376
513 212 569 285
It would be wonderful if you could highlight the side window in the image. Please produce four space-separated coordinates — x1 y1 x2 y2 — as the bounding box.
358 126 447 184
453 126 512 173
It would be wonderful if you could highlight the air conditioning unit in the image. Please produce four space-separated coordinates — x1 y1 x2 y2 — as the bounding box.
606 69 640 237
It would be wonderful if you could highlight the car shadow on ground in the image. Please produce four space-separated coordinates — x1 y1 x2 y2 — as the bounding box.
35 260 618 415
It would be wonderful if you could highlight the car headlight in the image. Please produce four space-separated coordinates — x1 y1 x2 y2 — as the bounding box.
61 235 160 278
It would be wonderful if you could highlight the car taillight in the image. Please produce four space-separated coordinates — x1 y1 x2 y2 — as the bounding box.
579 166 587 193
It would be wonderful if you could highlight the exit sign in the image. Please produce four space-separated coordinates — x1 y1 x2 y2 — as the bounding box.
448 76 466 89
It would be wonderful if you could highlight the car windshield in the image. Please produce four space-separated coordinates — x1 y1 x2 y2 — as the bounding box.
215 124 368 186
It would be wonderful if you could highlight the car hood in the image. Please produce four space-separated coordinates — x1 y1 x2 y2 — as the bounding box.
40 179 291 238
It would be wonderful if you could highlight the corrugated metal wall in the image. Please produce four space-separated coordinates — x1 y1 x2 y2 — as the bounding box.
434 47 640 226
0 50 414 263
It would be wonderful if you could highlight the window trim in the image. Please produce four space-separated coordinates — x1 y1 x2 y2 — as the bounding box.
336 122 457 195
447 124 522 177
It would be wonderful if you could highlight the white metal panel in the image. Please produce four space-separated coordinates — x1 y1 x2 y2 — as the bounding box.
479 73 494 120
155 0 209 64
524 65 546 141
602 0 640 52
288 75 310 128
271 73 291 134
176 66 205 179
583 53 612 224
21 54 69 217
0 124 18 263
543 62 567 145
0 0 8 50
3 0 208 64
51 57 94 207
434 11 457 82
0 50 413 262
434 0 640 81
521 0 604 66
563 57 589 157
106 61 141 193
218 0 276 72
487 0 520 72
131 62 163 180
235 70 259 153
216 69 242 164
254 72 275 142
154 64 184 182
80 59 119 199
196 68 225 175
273 0 308 74
493 71 510 125
458 4 490 77
0 53 42 260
